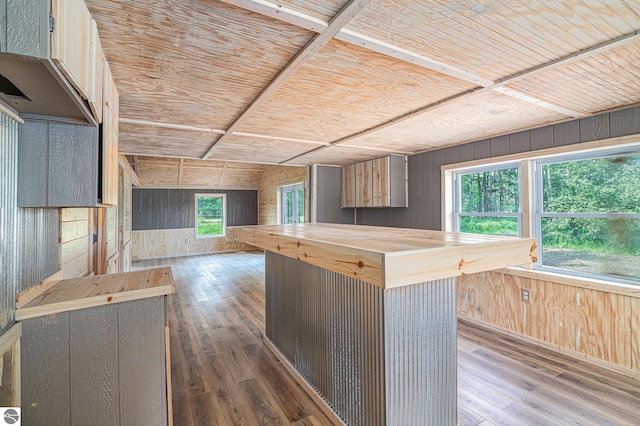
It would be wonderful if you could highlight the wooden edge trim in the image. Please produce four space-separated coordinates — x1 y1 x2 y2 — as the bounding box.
262 335 346 426
0 100 24 124
118 153 141 187
16 270 63 309
165 325 174 426
0 322 22 354
16 285 174 321
498 267 640 298
458 318 640 381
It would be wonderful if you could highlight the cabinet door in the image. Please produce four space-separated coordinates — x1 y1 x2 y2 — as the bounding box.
88 20 104 124
101 60 119 206
341 164 356 208
51 0 93 100
371 156 390 207
356 160 373 207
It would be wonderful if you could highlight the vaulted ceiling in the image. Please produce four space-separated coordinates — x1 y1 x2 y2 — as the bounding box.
86 0 640 187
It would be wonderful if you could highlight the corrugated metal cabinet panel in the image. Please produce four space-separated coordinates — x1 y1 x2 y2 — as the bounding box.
18 119 102 207
341 155 407 208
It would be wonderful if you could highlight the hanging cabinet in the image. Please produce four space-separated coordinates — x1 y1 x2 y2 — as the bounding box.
341 155 407 208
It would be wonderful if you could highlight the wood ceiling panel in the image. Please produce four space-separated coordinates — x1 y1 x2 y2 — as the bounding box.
218 168 267 188
505 41 640 115
181 167 223 186
86 0 313 128
237 39 475 142
208 135 322 164
271 0 348 21
341 91 569 154
287 145 394 166
137 158 180 187
347 0 640 81
118 123 217 158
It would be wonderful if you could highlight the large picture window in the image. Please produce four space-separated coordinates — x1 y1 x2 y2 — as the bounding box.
447 143 640 286
454 164 521 236
195 193 226 238
534 150 640 283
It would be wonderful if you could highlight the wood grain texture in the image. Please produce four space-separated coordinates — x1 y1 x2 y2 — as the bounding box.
234 223 537 287
102 58 119 206
257 166 306 225
340 163 356 208
0 323 21 407
61 208 91 279
16 267 174 320
131 228 255 260
69 305 120 425
88 19 104 123
51 0 93 99
458 269 640 379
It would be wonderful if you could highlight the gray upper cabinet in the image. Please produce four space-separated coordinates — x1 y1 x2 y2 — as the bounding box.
18 119 99 207
0 0 98 125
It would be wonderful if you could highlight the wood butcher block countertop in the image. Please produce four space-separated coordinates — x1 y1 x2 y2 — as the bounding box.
16 267 175 321
234 224 538 288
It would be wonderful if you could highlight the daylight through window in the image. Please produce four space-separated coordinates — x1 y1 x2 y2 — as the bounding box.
195 194 226 237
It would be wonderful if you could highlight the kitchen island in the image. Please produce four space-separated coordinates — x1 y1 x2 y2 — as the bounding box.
234 224 537 426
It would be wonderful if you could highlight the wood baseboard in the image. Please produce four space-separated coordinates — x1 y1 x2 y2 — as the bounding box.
459 317 640 381
262 335 346 426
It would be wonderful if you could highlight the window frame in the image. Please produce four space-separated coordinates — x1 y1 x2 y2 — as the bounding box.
532 148 640 285
194 193 226 239
452 162 522 237
443 137 640 287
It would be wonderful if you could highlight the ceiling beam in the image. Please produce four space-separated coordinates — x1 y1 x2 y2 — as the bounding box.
119 118 226 134
201 0 373 160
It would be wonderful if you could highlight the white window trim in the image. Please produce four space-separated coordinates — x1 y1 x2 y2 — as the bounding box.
442 134 640 287
194 193 226 239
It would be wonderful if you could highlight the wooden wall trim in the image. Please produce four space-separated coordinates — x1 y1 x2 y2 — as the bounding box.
500 267 640 298
459 318 640 381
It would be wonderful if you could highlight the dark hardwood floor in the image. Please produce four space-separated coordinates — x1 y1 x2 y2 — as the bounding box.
134 251 640 426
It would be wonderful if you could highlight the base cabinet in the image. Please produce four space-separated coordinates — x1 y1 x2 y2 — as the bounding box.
21 297 170 426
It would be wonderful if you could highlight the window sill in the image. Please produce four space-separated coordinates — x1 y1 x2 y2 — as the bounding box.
497 266 640 298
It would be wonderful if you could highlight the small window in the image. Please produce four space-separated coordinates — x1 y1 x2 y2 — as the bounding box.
534 150 640 282
454 164 521 236
280 183 304 224
195 194 226 238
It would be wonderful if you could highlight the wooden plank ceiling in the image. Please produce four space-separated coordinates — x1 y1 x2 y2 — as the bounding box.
86 0 640 188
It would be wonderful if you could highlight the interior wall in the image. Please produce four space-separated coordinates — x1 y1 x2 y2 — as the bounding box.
315 166 354 224
60 208 92 279
131 188 257 260
257 166 306 225
316 105 640 377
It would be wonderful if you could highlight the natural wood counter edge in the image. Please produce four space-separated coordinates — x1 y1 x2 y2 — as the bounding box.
16 267 175 321
234 225 538 288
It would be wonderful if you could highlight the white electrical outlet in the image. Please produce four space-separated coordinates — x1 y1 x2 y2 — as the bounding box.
522 288 531 303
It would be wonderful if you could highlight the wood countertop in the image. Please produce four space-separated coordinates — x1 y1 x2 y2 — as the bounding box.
16 267 175 321
234 224 538 288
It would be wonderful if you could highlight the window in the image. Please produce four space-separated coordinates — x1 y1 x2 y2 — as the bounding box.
447 143 640 285
454 164 521 236
280 183 304 224
534 149 640 283
195 194 226 237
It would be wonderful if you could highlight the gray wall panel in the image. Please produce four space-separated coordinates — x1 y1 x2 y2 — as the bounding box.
458 142 474 162
580 114 610 143
316 166 354 224
17 120 48 207
22 313 71 426
118 297 167 426
531 126 554 151
70 305 120 425
610 106 640 137
553 120 580 147
509 131 531 154
18 208 60 293
5 0 44 57
490 135 510 157
472 138 491 159
132 188 258 230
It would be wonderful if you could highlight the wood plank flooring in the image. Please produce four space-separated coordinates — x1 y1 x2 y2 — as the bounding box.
133 251 640 426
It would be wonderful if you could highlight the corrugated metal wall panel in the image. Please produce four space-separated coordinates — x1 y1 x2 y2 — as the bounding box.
384 279 457 426
17 208 60 293
0 111 20 334
266 252 385 425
